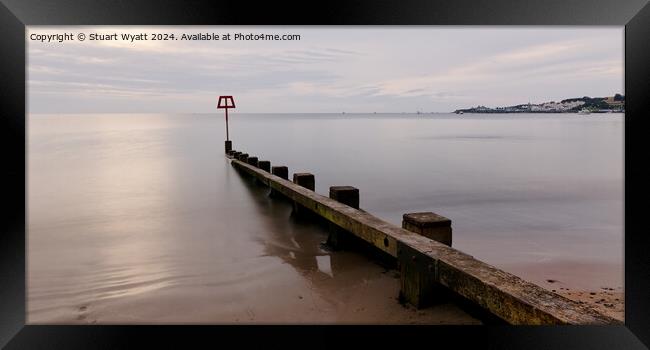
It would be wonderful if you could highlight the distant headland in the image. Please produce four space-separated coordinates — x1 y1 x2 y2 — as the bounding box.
454 94 625 114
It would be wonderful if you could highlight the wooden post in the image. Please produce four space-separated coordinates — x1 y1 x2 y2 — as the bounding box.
225 140 232 153
398 243 439 309
238 153 249 162
293 173 315 190
402 212 452 246
326 186 359 250
258 160 271 172
270 166 289 198
329 186 359 207
399 212 452 308
271 166 288 179
292 173 315 216
246 157 260 185
247 156 258 167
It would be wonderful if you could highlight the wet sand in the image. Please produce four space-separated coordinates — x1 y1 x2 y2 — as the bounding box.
31 211 481 324
555 289 623 321
502 260 624 321
51 255 481 325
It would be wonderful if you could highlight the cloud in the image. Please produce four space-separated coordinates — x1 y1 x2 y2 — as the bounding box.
367 38 622 103
27 27 623 113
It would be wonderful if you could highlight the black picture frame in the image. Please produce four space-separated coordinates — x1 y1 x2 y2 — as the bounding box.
1 0 648 348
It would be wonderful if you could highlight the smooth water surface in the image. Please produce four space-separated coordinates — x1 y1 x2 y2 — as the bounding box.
27 113 623 323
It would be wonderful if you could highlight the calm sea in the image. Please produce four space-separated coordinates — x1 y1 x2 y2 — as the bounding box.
27 113 623 323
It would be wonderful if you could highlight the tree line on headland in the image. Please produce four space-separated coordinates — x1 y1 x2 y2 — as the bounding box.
454 94 625 114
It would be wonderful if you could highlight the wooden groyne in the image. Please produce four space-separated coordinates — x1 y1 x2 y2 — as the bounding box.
226 148 619 325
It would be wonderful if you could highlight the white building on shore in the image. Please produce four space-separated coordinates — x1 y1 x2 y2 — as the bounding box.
530 100 585 112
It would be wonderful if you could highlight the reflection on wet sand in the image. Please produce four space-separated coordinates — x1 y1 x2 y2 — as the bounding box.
235 165 374 280
231 166 481 324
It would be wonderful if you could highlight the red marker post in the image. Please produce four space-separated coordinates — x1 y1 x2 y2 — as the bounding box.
217 96 236 153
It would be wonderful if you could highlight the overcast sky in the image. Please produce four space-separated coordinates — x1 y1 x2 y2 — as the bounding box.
27 26 623 113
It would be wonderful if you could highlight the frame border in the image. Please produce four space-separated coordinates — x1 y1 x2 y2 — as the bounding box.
1 0 648 348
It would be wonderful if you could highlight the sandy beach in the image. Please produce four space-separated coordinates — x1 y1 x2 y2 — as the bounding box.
504 260 624 321
556 289 623 321
31 249 481 325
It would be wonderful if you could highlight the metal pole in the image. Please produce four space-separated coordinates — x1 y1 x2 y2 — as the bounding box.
225 107 229 141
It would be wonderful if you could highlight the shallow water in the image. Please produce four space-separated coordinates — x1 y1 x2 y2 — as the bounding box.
27 113 623 323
